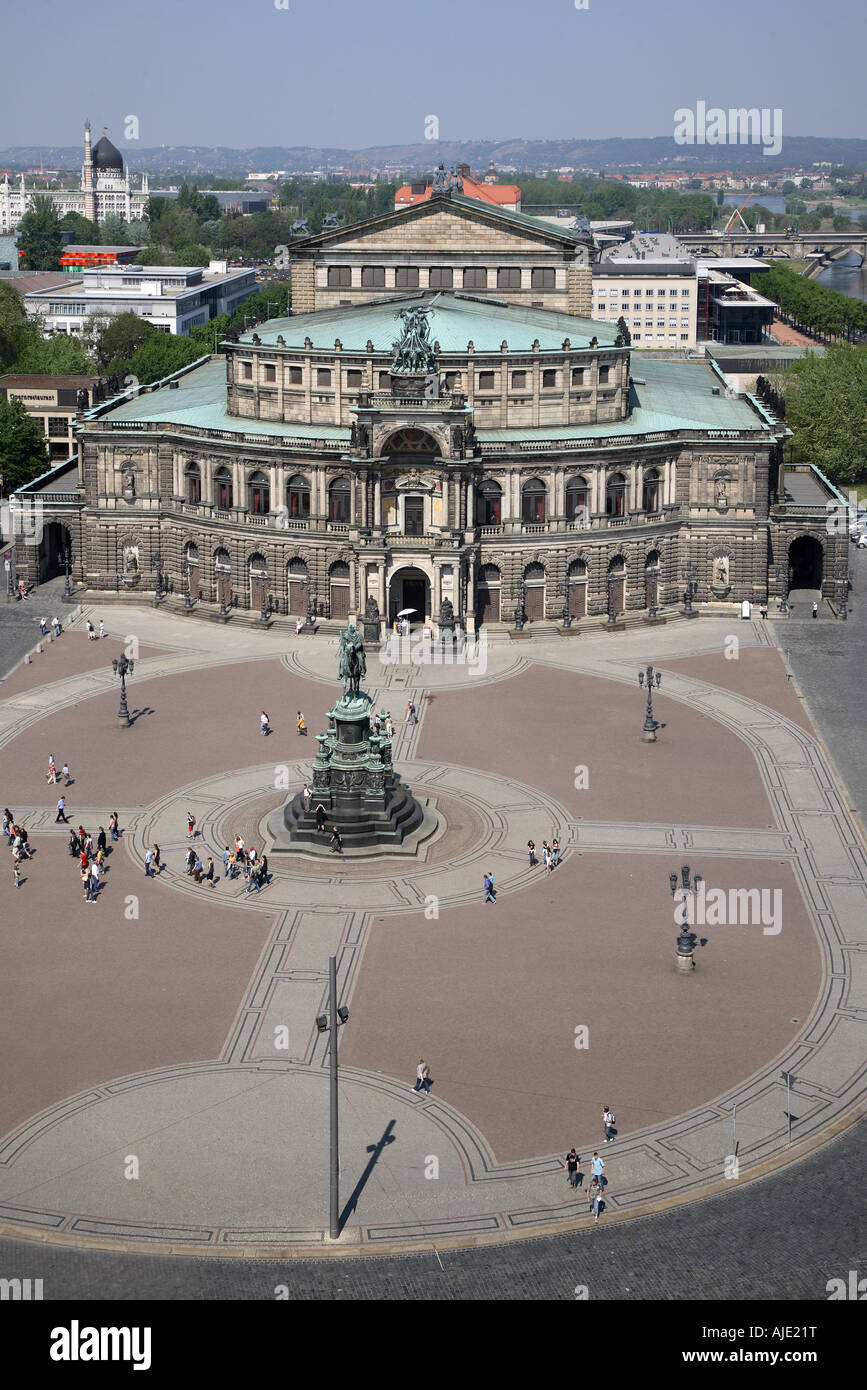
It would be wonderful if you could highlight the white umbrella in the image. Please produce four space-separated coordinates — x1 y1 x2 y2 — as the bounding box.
396 607 417 617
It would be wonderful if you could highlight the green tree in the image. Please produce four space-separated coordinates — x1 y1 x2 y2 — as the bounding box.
0 395 51 490
784 346 867 486
782 181 797 195
716 189 725 207
12 324 89 374
60 211 99 244
128 333 203 384
81 312 154 372
16 194 64 270
0 283 28 372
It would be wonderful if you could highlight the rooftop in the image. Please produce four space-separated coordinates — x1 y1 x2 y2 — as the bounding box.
0 374 97 389
239 292 621 355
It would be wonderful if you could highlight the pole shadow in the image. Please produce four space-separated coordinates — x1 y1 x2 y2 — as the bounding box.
339 1118 397 1231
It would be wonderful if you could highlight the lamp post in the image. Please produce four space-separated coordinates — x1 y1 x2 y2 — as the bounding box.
259 584 269 627
111 652 135 728
779 563 791 615
648 571 659 620
606 574 617 627
218 569 230 619
315 955 349 1240
638 664 662 741
681 562 697 614
181 559 193 609
669 863 702 972
304 577 316 630
61 545 72 601
151 550 162 608
4 549 13 603
513 578 525 632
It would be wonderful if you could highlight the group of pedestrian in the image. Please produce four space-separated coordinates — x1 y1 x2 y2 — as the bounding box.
45 755 71 787
371 711 395 738
84 619 105 641
184 846 215 885
527 838 562 871
68 819 115 903
562 1106 618 1222
4 808 33 888
143 844 162 877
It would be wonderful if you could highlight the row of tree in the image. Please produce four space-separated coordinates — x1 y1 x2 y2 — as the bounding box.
779 345 867 488
755 264 867 341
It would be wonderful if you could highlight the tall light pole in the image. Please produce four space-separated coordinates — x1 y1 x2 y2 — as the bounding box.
181 559 193 609
151 550 162 608
638 664 662 741
669 863 702 972
111 652 135 728
316 955 349 1240
681 562 697 615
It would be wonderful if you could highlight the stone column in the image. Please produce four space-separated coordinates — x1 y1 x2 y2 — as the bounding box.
442 473 450 531
378 559 386 628
350 473 357 527
349 556 357 614
233 460 244 513
374 476 382 529
274 464 285 516
466 552 476 626
466 477 474 530
361 473 368 528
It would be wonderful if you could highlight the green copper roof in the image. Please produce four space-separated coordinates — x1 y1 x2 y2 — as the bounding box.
244 292 620 354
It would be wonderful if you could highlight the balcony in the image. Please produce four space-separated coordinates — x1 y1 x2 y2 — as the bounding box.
358 391 467 412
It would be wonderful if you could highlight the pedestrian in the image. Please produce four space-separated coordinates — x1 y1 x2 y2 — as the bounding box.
812 601 818 618
295 616 304 635
603 1106 616 1143
591 1152 605 1185
13 862 21 889
385 712 394 739
221 846 231 879
552 837 562 867
412 1059 432 1096
483 871 496 904
39 617 47 637
314 802 327 833
187 811 196 839
260 852 269 885
527 839 536 866
46 755 58 784
144 847 154 877
18 579 26 600
55 795 69 824
193 856 203 884
759 603 767 620
406 699 417 724
330 825 343 854
82 866 93 901
3 809 13 843
245 862 262 894
109 812 119 842
90 860 100 899
68 829 80 857
302 783 312 812
79 846 89 873
235 835 245 860
83 833 93 860
185 847 195 876
85 620 94 641
587 1176 603 1222
542 841 552 872
97 826 107 856
61 762 70 786
98 619 105 639
205 856 215 886
373 711 382 733
297 710 306 736
52 616 61 637
564 1148 581 1189
260 710 270 736
228 850 237 880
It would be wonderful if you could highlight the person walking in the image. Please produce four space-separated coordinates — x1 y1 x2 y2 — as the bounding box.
46 755 57 785
590 1152 605 1186
89 860 100 899
55 795 69 824
13 861 22 889
552 838 562 867
82 866 93 902
193 856 203 884
302 783 312 813
3 810 13 844
330 826 343 854
587 1176 603 1222
228 849 238 880
51 616 62 637
97 826 107 857
85 620 95 641
527 839 537 866
297 710 306 736
405 699 417 725
19 827 31 859
185 847 195 876
61 763 70 786
385 712 395 739
314 802 327 833
412 1059 432 1096
246 862 262 894
109 812 119 842
759 603 767 620
483 871 496 904
68 829 80 858
564 1148 581 1190
603 1106 616 1144
542 841 552 873
187 811 196 839
39 617 47 637
260 852 269 886
98 619 105 639
205 856 215 886
260 710 270 736
812 601 818 619
221 846 231 879
144 846 154 877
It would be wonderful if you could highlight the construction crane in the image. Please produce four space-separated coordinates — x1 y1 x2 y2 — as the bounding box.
723 192 757 234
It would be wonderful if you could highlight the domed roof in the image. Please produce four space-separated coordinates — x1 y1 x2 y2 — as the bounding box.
92 130 123 172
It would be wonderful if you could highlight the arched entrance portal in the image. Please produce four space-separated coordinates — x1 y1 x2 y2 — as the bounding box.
389 566 431 627
788 535 823 592
39 521 72 581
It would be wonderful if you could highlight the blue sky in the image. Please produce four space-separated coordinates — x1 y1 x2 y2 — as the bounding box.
1 0 865 149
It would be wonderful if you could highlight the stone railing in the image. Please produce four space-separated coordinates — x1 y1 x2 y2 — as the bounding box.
362 392 464 410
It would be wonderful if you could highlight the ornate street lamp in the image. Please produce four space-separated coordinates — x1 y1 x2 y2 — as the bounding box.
606 574 617 627
513 578 526 632
259 585 270 627
151 551 162 608
779 562 791 615
218 571 230 619
669 863 703 972
181 559 193 610
638 664 662 741
315 955 350 1240
61 545 73 601
111 652 135 728
681 562 697 614
304 578 316 630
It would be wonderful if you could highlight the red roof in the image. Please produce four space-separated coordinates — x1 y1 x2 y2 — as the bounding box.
395 175 521 210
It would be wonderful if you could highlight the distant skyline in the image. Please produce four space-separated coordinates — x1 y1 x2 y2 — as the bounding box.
1 0 865 150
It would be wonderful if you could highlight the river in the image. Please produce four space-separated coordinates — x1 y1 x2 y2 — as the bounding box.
718 194 867 302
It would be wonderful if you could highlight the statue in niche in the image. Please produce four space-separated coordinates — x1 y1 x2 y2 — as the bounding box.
122 547 140 588
121 468 136 501
362 595 380 643
712 556 730 591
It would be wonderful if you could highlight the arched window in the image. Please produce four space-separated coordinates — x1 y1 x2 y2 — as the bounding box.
214 548 231 608
477 564 501 624
645 550 660 611
475 479 502 526
567 559 587 620
214 465 233 510
523 562 546 621
642 468 660 512
565 475 590 525
287 557 308 616
185 462 201 505
248 470 270 515
521 477 547 525
606 472 626 517
329 476 351 523
329 560 350 619
287 474 310 519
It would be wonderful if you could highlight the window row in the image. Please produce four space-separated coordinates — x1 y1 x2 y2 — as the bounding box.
325 265 557 290
237 363 609 390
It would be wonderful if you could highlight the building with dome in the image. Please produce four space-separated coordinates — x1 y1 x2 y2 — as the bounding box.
0 123 148 235
11 188 847 619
